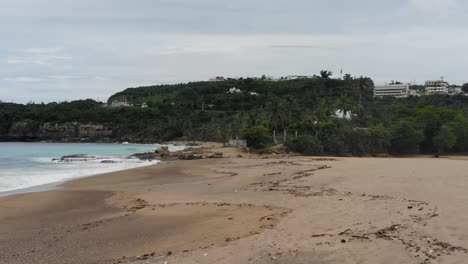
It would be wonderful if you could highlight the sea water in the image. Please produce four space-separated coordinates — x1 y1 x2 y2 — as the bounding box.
0 142 184 194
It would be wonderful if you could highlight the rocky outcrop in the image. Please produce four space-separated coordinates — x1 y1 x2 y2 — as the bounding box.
133 147 224 161
7 120 41 140
5 120 114 142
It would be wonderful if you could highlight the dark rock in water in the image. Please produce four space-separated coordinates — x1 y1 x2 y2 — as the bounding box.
61 154 88 159
101 160 118 163
57 154 95 162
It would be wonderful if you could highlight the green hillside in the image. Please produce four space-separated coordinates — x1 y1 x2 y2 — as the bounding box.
3 76 468 156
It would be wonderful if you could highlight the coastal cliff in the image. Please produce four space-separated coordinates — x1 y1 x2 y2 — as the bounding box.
4 120 114 142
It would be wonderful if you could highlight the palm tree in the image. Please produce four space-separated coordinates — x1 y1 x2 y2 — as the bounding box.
320 70 333 79
336 96 353 117
266 97 292 142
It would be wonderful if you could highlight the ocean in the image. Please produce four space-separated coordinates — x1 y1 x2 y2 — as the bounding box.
0 142 184 194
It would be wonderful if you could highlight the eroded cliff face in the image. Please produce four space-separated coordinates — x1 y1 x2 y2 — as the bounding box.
4 120 114 142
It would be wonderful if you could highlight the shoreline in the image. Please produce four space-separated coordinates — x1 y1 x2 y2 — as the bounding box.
0 158 162 197
1 143 468 264
0 141 191 196
0 162 164 198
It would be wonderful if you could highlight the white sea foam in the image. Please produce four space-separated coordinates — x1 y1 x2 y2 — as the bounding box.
0 157 160 193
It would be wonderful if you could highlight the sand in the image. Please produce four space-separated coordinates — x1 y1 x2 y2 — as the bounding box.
1 144 468 264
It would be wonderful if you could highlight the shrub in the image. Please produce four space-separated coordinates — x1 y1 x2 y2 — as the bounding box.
286 134 323 155
241 126 272 150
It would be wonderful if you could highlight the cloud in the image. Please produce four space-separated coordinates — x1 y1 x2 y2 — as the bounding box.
408 0 457 13
6 48 71 66
1 1 468 103
2 77 45 82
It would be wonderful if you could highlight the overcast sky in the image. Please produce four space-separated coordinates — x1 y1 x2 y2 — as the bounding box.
1 0 468 103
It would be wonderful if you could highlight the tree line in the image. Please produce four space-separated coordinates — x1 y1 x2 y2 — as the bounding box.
2 75 468 156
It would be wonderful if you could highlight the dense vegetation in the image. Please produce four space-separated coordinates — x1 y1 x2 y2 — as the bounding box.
3 75 468 156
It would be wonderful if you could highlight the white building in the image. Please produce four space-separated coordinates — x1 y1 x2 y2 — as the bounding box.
425 80 449 95
227 87 242 94
448 86 463 95
284 75 315 80
373 83 410 98
334 110 353 120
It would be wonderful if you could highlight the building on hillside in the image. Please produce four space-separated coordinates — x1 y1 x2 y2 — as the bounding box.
227 87 242 94
209 76 225 82
284 75 315 80
109 96 132 107
425 80 449 95
373 83 410 98
334 110 353 120
110 101 132 107
448 85 463 95
409 89 421 96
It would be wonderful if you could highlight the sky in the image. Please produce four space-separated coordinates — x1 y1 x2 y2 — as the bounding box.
1 0 468 103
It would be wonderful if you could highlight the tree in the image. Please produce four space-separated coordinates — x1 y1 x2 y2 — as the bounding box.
286 134 323 155
318 118 351 155
343 74 353 81
219 126 230 146
462 83 468 93
241 126 272 150
335 96 353 117
349 128 371 156
320 70 333 79
368 124 391 154
390 120 424 154
433 125 457 155
266 97 291 141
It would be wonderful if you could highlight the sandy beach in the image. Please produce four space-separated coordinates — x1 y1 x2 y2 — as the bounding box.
1 143 468 264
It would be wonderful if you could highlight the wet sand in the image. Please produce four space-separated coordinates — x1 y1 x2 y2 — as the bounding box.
1 144 468 264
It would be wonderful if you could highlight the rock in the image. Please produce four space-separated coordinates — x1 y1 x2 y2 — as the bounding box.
208 152 223 158
271 144 286 154
101 160 117 163
179 154 203 160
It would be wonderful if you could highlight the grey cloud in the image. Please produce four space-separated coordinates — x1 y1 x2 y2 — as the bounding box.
1 0 468 103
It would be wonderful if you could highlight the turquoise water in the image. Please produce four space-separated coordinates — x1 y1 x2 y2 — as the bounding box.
0 142 184 193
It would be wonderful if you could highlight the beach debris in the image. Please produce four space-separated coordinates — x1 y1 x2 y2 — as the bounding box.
374 225 400 239
126 198 148 212
338 229 352 236
136 254 150 260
